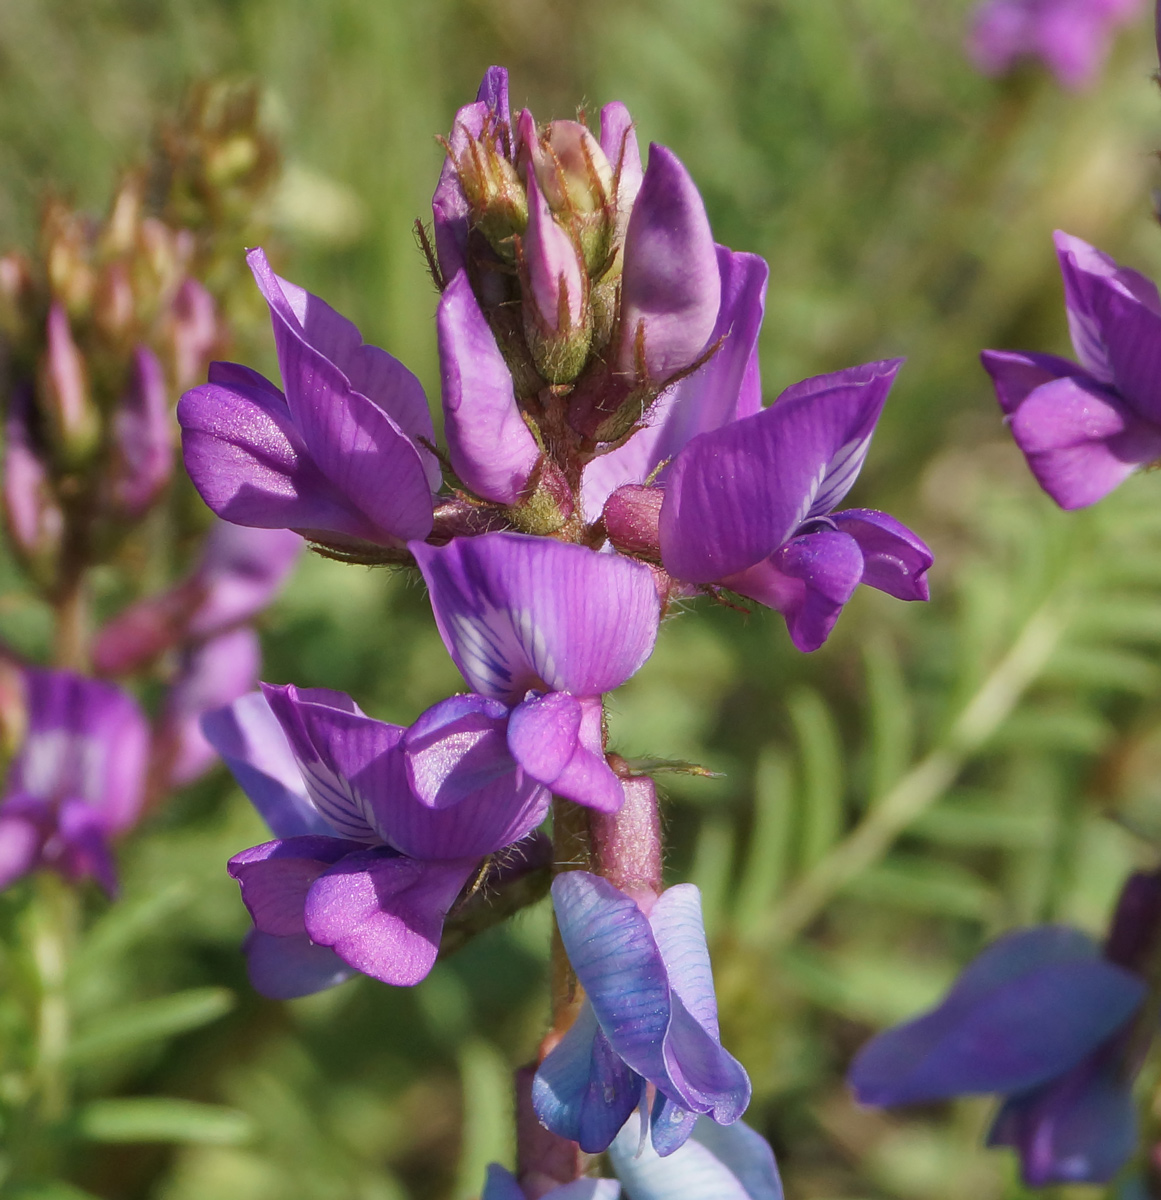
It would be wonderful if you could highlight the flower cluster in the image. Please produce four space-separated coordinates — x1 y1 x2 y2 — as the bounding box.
180 66 932 1182
0 90 296 895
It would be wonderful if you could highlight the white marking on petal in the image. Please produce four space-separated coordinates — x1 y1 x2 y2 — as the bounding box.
297 757 378 842
21 731 103 803
808 432 872 519
447 603 519 697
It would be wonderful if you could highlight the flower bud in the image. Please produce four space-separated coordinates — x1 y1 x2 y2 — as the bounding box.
520 174 590 383
0 657 28 775
598 102 643 278
40 303 99 465
1105 868 1161 974
93 261 137 346
521 114 616 275
449 126 527 260
0 253 36 340
43 201 96 317
3 387 63 579
163 278 222 390
603 484 663 561
108 346 174 518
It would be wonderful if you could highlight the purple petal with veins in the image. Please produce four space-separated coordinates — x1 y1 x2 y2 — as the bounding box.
411 533 660 703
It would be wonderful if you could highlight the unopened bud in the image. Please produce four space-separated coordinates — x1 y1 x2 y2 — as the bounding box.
41 304 99 465
521 114 616 275
603 484 663 561
109 346 174 518
93 261 137 345
520 175 590 384
164 278 222 390
103 174 144 257
3 387 63 578
0 253 35 339
0 657 28 774
451 124 528 260
598 102 643 278
591 772 662 900
43 202 96 316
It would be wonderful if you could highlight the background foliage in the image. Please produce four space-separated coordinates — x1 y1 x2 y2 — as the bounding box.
2 0 1161 1196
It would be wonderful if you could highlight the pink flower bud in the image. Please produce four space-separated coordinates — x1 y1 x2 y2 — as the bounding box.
41 303 99 463
521 175 590 382
602 484 663 561
108 346 174 518
3 386 63 571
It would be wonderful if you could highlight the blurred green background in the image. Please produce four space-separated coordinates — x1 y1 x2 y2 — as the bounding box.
4 0 1161 1197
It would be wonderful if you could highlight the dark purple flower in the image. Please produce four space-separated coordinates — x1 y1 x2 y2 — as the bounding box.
0 668 150 894
206 683 551 992
410 532 661 812
967 0 1142 90
849 872 1161 1185
178 249 440 551
983 232 1161 510
532 871 751 1156
658 360 931 651
94 522 301 675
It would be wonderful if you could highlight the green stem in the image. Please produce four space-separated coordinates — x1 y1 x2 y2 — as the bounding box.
51 569 89 673
758 599 1067 946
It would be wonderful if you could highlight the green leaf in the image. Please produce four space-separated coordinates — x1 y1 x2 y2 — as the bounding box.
74 1098 254 1145
66 987 235 1065
453 1038 514 1200
734 748 794 934
70 882 191 982
788 687 843 870
844 856 999 920
863 635 912 803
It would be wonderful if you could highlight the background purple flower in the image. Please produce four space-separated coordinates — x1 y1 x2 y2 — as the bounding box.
848 918 1151 1184
0 668 150 894
983 232 1161 510
967 0 1142 90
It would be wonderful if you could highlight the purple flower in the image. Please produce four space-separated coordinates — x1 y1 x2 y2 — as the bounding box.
207 684 551 992
178 249 440 551
658 361 931 652
967 0 1142 90
849 872 1161 1185
0 668 150 894
155 626 263 788
410 533 661 813
608 1111 783 1200
983 232 1161 510
532 872 751 1156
